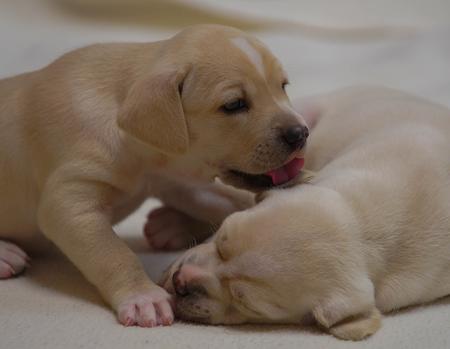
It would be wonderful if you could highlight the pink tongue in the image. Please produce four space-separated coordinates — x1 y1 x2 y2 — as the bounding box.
266 158 305 186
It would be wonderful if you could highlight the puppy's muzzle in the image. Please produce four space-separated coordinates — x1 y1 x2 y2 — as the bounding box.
172 264 208 298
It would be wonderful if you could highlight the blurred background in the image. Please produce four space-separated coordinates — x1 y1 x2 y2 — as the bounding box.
1 0 450 106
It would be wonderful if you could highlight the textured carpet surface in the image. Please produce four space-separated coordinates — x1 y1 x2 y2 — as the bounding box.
1 1 450 348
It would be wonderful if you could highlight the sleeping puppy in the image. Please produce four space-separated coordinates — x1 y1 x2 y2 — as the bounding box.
161 86 450 340
0 25 308 327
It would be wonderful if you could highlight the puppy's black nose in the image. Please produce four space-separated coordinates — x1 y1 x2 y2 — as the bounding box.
282 125 309 150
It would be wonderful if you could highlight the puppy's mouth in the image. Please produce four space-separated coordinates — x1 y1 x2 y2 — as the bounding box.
228 157 305 189
175 307 212 324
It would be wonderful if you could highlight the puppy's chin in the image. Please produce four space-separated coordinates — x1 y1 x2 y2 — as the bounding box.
220 169 304 193
175 310 212 324
221 170 274 192
176 301 249 326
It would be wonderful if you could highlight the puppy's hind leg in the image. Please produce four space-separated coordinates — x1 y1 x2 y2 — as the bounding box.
375 271 443 313
144 207 214 251
0 240 30 278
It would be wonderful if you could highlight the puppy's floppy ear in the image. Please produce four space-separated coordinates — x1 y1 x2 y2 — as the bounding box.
312 278 381 341
117 65 190 154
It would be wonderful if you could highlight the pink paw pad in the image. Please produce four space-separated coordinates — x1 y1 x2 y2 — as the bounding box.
0 240 30 279
144 206 196 251
117 288 174 328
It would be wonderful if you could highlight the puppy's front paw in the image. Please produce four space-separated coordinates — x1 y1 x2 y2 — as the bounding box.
117 286 174 327
144 206 197 251
0 240 30 278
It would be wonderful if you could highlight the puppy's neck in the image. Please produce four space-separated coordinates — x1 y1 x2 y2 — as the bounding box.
118 130 171 170
119 131 216 184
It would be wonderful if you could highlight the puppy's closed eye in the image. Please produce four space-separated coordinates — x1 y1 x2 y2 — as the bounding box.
220 98 249 114
216 243 228 261
215 230 233 261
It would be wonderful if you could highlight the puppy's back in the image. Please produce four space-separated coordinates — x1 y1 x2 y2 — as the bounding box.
305 87 450 307
305 86 450 172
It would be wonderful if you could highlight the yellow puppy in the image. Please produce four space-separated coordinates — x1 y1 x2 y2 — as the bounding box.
0 25 309 326
162 86 450 340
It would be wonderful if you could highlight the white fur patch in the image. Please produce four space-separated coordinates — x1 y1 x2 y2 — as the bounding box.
230 37 265 78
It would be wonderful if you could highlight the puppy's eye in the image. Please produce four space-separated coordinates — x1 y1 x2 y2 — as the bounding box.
221 99 248 114
282 81 289 91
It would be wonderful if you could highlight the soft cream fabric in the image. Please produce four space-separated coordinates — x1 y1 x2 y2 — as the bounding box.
1 1 450 348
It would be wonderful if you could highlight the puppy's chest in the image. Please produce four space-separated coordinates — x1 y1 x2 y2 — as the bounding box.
111 179 149 223
110 171 175 222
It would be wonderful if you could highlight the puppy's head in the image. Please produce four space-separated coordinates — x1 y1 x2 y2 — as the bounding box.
160 193 380 340
118 25 308 191
160 209 321 325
